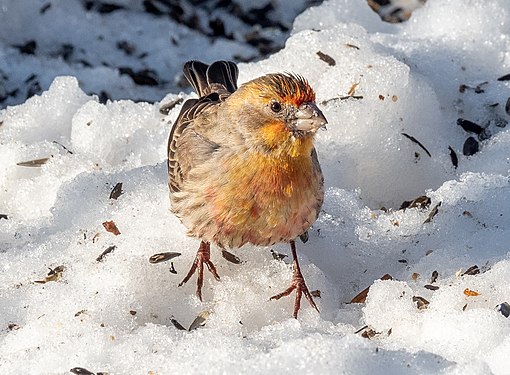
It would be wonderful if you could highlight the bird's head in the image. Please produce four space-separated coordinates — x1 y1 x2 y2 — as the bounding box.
231 73 327 157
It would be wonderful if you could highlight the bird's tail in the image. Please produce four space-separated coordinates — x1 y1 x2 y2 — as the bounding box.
183 60 239 97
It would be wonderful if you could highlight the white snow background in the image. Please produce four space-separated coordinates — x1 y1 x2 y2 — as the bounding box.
1 0 510 374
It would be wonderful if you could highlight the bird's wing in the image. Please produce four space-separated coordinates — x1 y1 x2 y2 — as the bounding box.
167 93 222 193
168 60 240 193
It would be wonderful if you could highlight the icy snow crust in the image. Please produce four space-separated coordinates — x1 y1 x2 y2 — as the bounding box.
1 0 510 373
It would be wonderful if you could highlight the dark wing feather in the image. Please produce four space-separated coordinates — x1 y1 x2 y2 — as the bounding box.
183 60 239 97
183 60 209 97
168 60 239 193
167 94 220 193
206 61 239 94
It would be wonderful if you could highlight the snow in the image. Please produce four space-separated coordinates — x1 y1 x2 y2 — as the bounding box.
1 0 510 373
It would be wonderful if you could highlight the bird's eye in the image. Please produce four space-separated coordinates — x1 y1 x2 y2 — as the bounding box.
270 101 282 113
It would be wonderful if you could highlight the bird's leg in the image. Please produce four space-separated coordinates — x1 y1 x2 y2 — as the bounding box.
270 240 319 318
179 241 220 301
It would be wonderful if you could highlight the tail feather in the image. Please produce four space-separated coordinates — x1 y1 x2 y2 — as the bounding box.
183 60 239 97
183 60 209 97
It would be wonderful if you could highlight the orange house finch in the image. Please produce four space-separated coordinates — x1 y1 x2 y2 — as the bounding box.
167 60 327 318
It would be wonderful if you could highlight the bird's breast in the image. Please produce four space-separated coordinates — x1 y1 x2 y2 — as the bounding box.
207 150 323 247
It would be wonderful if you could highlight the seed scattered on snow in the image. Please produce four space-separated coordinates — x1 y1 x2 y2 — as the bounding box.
430 270 439 283
70 367 95 375
316 51 336 66
461 265 480 276
496 302 510 318
350 274 393 304
109 182 123 200
189 311 210 331
271 249 287 261
16 157 51 167
96 245 116 262
148 252 181 264
34 265 65 284
424 284 439 291
222 249 241 264
413 296 430 310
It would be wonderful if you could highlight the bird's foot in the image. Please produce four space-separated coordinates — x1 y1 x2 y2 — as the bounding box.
269 240 319 319
179 241 220 301
270 267 319 319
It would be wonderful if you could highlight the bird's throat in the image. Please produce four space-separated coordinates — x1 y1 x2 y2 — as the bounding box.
258 121 314 158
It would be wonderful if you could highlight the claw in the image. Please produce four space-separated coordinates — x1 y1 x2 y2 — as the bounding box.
270 240 319 318
179 241 220 301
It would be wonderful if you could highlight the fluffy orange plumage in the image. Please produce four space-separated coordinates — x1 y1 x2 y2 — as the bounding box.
167 60 327 318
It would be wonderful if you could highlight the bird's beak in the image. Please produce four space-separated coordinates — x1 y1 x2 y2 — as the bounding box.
294 102 328 132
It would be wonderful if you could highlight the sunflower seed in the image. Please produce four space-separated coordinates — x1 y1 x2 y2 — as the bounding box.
109 182 123 200
148 252 181 264
96 245 116 262
189 311 210 331
221 249 241 264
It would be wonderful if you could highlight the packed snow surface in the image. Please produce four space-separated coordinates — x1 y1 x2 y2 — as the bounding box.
1 0 510 374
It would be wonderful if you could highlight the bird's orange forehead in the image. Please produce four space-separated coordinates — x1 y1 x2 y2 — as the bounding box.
249 73 316 107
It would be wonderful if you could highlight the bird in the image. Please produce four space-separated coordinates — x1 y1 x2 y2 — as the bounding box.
166 60 327 318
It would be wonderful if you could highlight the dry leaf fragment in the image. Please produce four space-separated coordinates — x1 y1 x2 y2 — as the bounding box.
102 220 120 235
222 249 241 264
96 245 116 262
411 272 420 281
148 252 181 264
189 311 210 331
109 182 123 200
347 82 360 96
463 288 480 297
350 274 393 304
74 310 88 317
34 265 65 284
